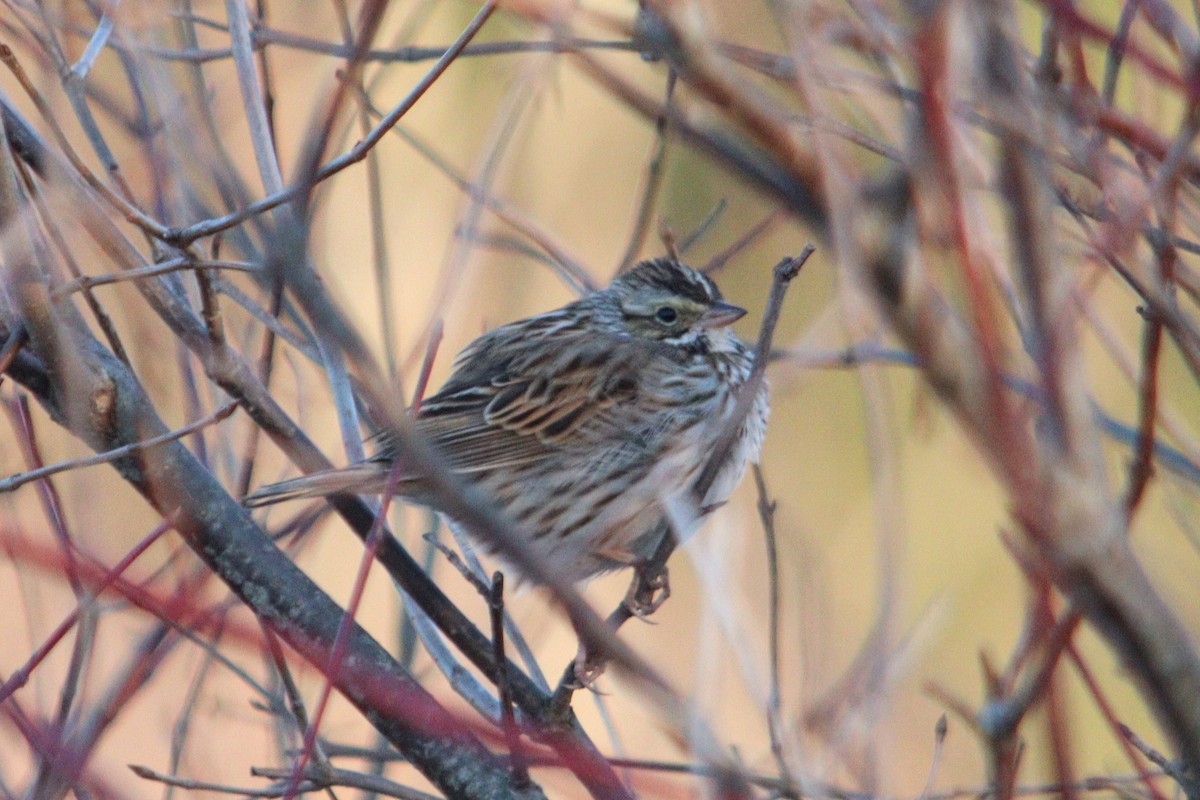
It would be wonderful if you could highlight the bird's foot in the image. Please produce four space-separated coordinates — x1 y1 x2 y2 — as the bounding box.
625 563 670 619
569 644 607 690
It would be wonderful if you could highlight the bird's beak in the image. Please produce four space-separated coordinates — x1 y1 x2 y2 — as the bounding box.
699 301 747 329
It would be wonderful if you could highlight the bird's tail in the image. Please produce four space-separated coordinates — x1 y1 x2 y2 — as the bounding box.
243 463 391 508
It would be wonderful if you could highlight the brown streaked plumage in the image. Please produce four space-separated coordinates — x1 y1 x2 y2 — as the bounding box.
244 258 769 582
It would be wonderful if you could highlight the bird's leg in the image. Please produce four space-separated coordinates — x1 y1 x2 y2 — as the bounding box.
560 546 673 693
595 546 672 618
618 503 726 619
616 501 714 616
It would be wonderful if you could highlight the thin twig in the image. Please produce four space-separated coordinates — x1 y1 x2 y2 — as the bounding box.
490 573 531 790
311 741 1174 800
1067 642 1171 800
254 765 444 800
50 258 260 298
0 402 239 494
411 321 443 411
225 0 284 196
701 209 786 274
752 464 797 791
380 120 596 295
918 716 950 800
1120 724 1200 798
129 28 636 64
617 70 676 274
1101 0 1142 107
0 45 170 240
282 469 415 800
168 3 500 247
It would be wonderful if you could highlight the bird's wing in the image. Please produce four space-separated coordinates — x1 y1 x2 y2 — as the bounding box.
407 329 677 475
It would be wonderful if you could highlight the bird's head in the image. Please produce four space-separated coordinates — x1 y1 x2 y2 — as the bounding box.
606 259 746 348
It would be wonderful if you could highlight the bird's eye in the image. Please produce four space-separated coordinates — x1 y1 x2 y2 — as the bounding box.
655 306 678 324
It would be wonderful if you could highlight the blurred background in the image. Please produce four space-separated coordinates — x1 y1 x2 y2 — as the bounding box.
1 1 1198 798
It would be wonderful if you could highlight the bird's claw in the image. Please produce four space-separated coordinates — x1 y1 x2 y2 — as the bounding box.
570 646 607 690
625 564 670 618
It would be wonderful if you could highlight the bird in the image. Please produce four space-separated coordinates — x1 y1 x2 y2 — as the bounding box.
244 258 769 584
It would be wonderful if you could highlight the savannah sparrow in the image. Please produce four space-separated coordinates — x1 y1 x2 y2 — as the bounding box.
245 258 769 583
